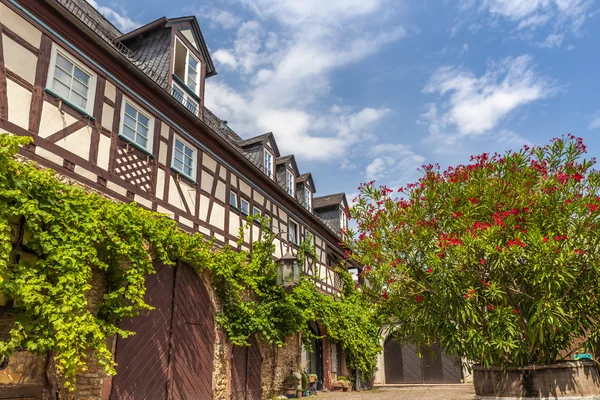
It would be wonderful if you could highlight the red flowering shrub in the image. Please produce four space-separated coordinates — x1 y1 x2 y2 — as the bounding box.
343 135 600 367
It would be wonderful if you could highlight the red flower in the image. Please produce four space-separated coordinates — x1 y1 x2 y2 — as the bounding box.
479 259 485 265
469 289 475 294
388 279 395 284
382 293 389 299
437 253 445 259
481 280 486 285
565 199 572 205
415 295 423 303
573 173 584 182
542 237 548 242
464 294 470 299
427 268 433 273
513 309 519 314
488 304 494 310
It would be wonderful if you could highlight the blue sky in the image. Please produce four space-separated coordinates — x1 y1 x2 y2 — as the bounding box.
90 0 600 200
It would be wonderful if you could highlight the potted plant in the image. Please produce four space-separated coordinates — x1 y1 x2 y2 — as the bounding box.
344 135 600 399
282 375 300 399
338 376 351 392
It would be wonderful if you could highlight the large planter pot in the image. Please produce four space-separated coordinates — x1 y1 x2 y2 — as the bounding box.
473 361 600 399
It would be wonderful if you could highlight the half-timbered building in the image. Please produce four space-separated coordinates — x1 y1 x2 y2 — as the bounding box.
0 0 360 398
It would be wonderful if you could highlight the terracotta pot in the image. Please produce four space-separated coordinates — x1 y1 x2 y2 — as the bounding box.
473 361 600 399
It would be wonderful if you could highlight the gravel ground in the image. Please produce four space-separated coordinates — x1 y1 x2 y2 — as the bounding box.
312 384 476 400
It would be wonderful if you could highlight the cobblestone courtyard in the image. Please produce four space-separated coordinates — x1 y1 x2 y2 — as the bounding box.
314 384 476 400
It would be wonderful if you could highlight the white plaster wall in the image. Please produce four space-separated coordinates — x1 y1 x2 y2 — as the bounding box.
167 177 186 211
159 141 168 166
203 154 217 172
38 102 77 138
215 181 226 203
6 79 31 128
104 81 116 103
35 147 62 166
201 171 212 194
228 211 240 237
156 205 174 219
239 180 251 197
2 36 37 84
155 169 166 200
209 203 225 231
96 134 111 171
160 122 169 139
219 166 226 180
181 181 197 213
56 126 92 160
106 181 127 197
179 216 193 229
253 191 264 204
199 194 210 222
101 103 114 131
0 3 41 48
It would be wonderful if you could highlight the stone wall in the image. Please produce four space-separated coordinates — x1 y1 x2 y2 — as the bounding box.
260 334 301 397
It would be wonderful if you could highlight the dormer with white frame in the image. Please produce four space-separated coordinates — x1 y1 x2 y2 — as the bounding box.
296 173 316 212
236 132 281 180
275 155 299 198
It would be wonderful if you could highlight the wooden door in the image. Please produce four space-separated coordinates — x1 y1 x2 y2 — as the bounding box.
170 263 215 400
421 344 444 383
230 336 262 400
383 338 404 384
111 261 174 400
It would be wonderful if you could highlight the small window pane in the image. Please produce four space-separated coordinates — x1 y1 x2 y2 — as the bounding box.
122 125 136 140
54 67 72 86
56 54 73 72
138 113 150 127
70 92 86 108
184 165 193 176
52 79 71 98
73 67 90 85
184 147 193 157
125 103 137 117
230 192 237 207
175 140 184 151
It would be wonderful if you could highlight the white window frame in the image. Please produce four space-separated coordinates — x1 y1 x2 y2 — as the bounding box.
171 134 197 181
289 220 299 245
264 149 274 179
286 169 295 196
171 81 200 116
240 198 250 215
304 186 312 211
340 207 348 231
118 98 154 153
253 207 262 216
46 44 97 115
229 191 238 208
173 36 201 96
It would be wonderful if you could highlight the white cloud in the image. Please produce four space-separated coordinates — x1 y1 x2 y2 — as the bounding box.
364 143 425 184
457 0 594 48
204 0 404 162
196 7 241 29
537 33 565 48
588 113 600 130
86 0 139 32
423 55 557 137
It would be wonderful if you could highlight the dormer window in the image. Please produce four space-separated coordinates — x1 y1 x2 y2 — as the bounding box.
264 149 274 178
304 186 312 211
286 170 295 196
340 207 348 231
172 82 199 116
174 37 200 95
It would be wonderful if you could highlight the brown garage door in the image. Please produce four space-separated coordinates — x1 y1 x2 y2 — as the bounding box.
384 339 462 384
111 262 214 400
230 335 262 400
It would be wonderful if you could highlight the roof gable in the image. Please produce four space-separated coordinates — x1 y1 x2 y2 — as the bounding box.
313 193 347 209
276 155 299 176
297 173 316 193
237 132 281 157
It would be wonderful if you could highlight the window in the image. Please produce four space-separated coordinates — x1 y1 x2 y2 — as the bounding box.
119 100 154 152
229 192 238 208
47 45 97 115
264 149 274 178
240 198 250 215
340 208 348 231
172 135 196 180
171 82 199 116
286 170 295 196
253 207 262 216
174 37 200 95
289 220 299 245
304 186 312 211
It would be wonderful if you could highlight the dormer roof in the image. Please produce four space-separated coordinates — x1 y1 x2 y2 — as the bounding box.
276 155 299 176
313 193 347 209
297 173 316 193
237 132 280 157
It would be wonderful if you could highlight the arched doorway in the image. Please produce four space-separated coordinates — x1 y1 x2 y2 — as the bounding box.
230 335 263 400
306 322 324 390
384 339 462 384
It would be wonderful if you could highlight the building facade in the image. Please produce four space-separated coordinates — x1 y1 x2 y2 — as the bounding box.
0 0 360 398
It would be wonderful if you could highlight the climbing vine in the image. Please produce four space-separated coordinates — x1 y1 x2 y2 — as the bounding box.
0 133 381 389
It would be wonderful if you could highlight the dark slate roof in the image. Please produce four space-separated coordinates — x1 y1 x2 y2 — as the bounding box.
313 193 347 209
297 173 316 193
276 155 299 176
63 0 123 37
122 23 172 88
202 108 243 142
237 133 271 148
